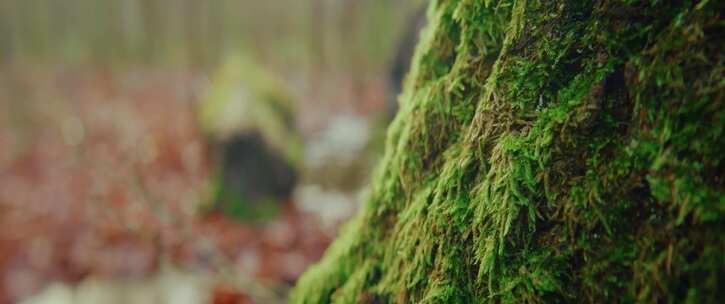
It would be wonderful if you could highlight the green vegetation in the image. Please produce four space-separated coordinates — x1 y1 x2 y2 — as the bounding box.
209 179 282 222
292 0 724 302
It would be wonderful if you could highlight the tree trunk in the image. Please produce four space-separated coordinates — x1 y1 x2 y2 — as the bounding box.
292 0 724 303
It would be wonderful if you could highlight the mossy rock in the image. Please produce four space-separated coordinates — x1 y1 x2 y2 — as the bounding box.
199 56 302 219
292 0 724 303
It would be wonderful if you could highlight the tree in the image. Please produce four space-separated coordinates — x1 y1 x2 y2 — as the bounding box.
291 0 724 303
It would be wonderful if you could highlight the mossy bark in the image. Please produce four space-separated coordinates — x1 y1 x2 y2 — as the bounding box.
292 1 724 303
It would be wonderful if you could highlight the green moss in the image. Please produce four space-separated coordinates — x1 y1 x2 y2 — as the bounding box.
292 0 724 303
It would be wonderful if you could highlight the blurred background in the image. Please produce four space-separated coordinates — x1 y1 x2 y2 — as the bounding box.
0 1 427 303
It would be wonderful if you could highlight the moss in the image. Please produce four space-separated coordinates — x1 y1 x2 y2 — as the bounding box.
208 174 282 222
292 0 724 303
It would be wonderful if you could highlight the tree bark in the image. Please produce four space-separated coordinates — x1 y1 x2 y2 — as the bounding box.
291 0 724 303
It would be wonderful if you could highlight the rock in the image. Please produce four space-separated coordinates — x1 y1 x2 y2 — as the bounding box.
198 56 302 220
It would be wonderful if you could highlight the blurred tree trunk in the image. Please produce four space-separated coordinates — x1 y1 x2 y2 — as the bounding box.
0 1 16 62
139 0 162 64
291 0 724 303
387 4 427 116
183 0 208 68
308 0 326 70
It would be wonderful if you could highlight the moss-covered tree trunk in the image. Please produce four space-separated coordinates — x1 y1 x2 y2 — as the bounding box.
292 0 724 302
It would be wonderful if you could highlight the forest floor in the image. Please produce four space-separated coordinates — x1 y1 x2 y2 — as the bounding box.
0 66 356 304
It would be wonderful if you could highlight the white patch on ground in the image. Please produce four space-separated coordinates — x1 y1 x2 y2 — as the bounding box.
294 184 361 233
19 265 212 304
305 115 370 168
